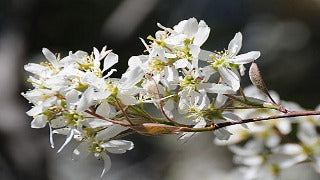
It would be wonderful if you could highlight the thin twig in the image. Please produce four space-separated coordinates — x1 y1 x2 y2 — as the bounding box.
115 98 134 125
128 105 158 123
84 110 129 127
149 76 186 126
214 106 267 110
214 110 320 130
108 130 136 140
178 110 320 132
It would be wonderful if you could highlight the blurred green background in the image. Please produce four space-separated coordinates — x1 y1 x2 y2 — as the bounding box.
1 0 320 179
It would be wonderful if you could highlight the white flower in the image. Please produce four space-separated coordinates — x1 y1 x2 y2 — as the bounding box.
72 124 133 177
158 17 210 47
200 33 260 91
179 70 234 95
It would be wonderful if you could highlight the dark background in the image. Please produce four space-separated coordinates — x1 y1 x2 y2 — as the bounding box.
0 0 319 179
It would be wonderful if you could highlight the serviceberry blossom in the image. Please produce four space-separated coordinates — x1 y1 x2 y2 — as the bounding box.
22 18 320 179
200 32 260 91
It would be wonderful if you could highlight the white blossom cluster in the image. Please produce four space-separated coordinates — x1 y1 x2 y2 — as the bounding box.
215 86 320 179
22 18 320 179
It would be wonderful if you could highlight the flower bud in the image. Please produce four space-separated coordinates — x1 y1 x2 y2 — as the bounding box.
249 62 268 95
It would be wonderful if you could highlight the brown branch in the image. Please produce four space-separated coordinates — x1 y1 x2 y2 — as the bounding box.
178 110 320 133
213 110 320 130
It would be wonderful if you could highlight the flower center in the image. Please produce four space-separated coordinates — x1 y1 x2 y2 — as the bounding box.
209 50 239 70
180 74 200 91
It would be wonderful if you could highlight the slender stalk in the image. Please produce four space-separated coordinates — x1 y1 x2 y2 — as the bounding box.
149 76 186 127
213 110 320 130
115 98 134 125
214 106 268 110
84 110 129 126
128 105 158 123
158 101 186 126
108 130 136 140
178 110 320 132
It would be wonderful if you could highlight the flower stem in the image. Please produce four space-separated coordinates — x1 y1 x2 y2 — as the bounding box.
115 98 134 125
179 110 320 132
213 110 320 130
84 110 129 126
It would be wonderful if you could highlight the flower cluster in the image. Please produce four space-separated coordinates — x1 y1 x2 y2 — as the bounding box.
215 86 320 179
22 18 320 179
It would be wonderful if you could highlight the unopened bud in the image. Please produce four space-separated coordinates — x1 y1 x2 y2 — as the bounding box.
249 62 268 94
249 62 277 104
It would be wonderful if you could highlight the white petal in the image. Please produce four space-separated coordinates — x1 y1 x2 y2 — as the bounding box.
157 22 174 34
87 119 113 128
49 123 54 148
93 91 112 101
234 155 263 166
118 93 137 105
230 51 260 64
139 37 150 52
31 115 47 128
239 64 246 76
194 20 210 46
199 91 210 110
51 117 67 128
275 119 291 135
102 140 134 150
164 66 174 82
26 105 43 116
189 44 200 59
229 145 257 156
215 94 227 108
103 52 118 72
96 102 111 117
297 122 318 145
120 67 144 89
163 99 174 118
57 129 74 153
128 55 146 68
164 53 176 58
96 124 128 140
228 32 242 55
278 154 308 168
164 66 178 83
266 133 280 147
103 69 117 78
66 89 80 108
218 66 240 91
77 87 94 112
24 63 48 75
93 47 99 60
198 49 214 61
173 20 187 33
273 144 303 155
197 83 235 94
165 34 186 46
200 66 216 81
214 128 232 140
42 48 59 67
53 127 70 135
173 58 189 69
100 153 111 178
183 17 198 36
